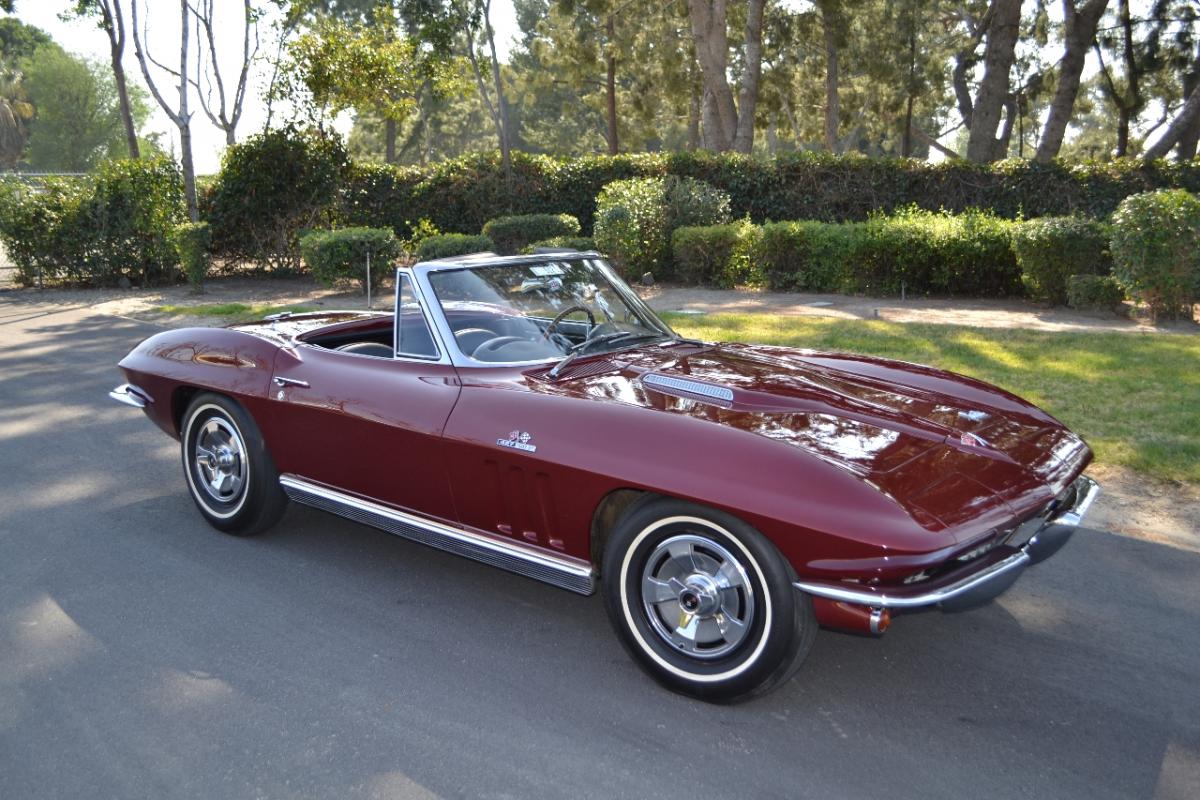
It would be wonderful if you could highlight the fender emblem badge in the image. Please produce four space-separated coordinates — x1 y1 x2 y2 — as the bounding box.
959 431 989 448
498 430 536 453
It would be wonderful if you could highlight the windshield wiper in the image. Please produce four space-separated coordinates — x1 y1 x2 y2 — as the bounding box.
547 331 665 380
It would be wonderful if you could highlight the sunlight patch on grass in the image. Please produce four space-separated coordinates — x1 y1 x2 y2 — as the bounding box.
661 312 1200 485
153 303 316 322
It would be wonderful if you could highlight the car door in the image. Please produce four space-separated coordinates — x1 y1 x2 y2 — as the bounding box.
262 274 462 523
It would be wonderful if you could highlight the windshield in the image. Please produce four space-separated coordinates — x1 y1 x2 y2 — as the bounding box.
426 257 676 364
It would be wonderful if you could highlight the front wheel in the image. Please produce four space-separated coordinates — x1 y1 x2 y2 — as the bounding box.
181 392 287 536
602 498 817 702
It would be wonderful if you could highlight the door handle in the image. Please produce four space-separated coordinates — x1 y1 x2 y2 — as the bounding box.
273 376 310 388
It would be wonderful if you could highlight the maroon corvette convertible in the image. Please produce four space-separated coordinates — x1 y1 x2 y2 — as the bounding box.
111 250 1098 701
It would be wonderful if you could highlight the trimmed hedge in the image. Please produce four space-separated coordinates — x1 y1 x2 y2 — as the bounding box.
415 233 494 261
0 156 184 287
757 220 861 292
667 209 1021 297
525 236 595 253
336 149 1200 239
671 221 759 287
299 227 401 291
482 213 581 255
1067 274 1124 310
1012 217 1111 304
593 176 731 278
1110 189 1200 321
853 208 1020 296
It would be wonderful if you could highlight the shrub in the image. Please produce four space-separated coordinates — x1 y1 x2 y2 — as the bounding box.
300 227 401 291
0 157 183 287
206 125 348 272
0 179 88 286
756 220 863 292
1110 189 1200 321
1067 274 1124 310
415 233 494 261
853 208 1020 296
1012 217 1111 305
332 150 1200 238
173 222 211 293
482 213 581 255
83 157 185 286
593 176 730 278
524 236 596 253
671 221 761 287
400 218 442 256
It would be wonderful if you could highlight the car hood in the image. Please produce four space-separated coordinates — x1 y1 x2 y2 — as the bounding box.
523 342 1091 535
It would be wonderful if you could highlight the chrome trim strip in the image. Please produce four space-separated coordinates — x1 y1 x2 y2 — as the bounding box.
109 383 152 409
794 475 1100 609
279 475 595 595
795 550 1032 609
642 373 734 403
392 268 452 365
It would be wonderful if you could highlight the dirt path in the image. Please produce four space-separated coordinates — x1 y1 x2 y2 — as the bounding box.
2 275 1195 549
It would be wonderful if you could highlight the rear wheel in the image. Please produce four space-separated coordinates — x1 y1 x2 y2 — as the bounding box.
601 497 817 702
181 393 287 536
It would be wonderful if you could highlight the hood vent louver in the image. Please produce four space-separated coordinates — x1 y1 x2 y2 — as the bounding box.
642 373 735 405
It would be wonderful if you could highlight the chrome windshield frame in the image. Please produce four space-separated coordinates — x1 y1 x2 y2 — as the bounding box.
409 252 678 369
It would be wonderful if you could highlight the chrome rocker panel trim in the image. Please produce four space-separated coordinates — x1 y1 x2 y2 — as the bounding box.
793 476 1100 610
109 383 153 409
279 475 596 595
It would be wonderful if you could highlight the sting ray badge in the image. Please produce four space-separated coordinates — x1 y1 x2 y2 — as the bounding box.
497 430 537 453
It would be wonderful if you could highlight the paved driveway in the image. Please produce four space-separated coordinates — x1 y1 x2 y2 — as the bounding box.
1 300 1197 800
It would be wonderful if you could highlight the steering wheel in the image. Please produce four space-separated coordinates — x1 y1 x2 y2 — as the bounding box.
472 335 528 361
542 305 596 341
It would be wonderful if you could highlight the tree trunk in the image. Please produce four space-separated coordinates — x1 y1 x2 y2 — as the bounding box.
605 14 618 155
1114 0 1139 156
385 118 397 163
1036 0 1109 162
966 0 1023 163
997 93 1017 159
179 121 198 222
901 16 917 158
823 11 839 153
103 1 140 159
686 62 701 150
130 0 197 219
176 1 197 221
482 0 511 180
687 0 735 151
1144 68 1200 159
1177 75 1200 160
732 0 764 153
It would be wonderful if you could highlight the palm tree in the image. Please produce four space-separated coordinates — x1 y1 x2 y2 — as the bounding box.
0 62 34 169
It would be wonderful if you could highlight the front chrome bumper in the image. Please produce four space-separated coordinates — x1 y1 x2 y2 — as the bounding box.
109 383 153 409
793 475 1100 610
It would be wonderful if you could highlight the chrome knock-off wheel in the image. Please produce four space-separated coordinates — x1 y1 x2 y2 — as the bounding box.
641 534 755 659
180 394 287 536
192 417 247 506
602 498 818 702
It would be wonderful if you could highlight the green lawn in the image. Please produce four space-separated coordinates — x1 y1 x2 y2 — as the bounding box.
660 312 1200 485
153 303 316 323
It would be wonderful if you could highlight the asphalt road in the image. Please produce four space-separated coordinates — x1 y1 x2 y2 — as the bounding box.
1 298 1198 800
